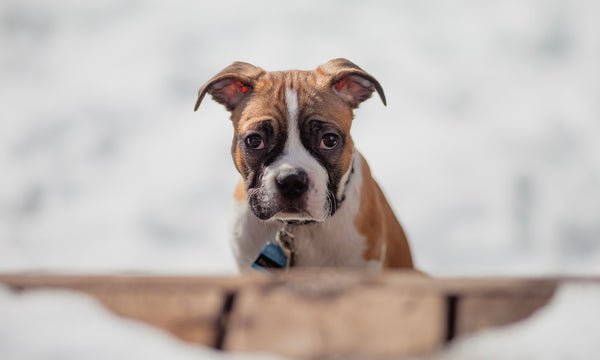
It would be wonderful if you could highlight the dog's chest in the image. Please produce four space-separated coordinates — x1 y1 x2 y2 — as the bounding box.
291 213 380 268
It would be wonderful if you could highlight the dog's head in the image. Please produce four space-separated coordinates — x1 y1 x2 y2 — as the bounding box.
195 59 386 222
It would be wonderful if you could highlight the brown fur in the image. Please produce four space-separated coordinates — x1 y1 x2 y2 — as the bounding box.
234 178 246 201
355 156 413 267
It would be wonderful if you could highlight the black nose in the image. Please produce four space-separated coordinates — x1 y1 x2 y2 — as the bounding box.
276 169 309 199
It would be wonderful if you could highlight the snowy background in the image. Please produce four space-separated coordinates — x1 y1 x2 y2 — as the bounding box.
1 0 600 276
2 1 600 358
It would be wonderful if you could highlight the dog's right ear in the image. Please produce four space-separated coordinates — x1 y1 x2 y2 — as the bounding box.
318 58 386 108
194 62 265 112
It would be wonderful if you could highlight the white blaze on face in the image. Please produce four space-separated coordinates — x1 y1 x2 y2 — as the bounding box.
260 88 330 221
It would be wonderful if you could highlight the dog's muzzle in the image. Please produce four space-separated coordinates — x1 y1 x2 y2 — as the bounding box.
248 166 322 221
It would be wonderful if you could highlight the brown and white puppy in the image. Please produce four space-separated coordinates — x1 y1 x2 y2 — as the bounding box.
195 59 413 270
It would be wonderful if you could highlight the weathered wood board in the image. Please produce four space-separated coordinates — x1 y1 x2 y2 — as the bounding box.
0 271 587 359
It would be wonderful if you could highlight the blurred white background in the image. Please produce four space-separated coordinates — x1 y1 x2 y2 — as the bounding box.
1 0 599 276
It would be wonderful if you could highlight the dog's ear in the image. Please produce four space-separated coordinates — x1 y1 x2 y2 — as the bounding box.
318 58 386 108
194 62 265 112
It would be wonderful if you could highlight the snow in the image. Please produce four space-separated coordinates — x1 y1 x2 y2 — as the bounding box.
1 0 600 356
1 0 600 276
436 283 600 360
0 285 285 360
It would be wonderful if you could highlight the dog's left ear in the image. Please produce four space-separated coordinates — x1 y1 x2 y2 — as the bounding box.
318 58 386 108
195 61 265 112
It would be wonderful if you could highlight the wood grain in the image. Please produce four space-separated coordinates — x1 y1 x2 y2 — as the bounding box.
1 272 594 360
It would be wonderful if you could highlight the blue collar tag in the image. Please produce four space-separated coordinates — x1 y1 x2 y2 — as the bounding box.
251 242 288 275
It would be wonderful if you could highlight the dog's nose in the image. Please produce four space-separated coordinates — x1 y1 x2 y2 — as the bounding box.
276 169 309 199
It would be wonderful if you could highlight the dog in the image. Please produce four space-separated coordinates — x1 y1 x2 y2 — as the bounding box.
195 59 414 271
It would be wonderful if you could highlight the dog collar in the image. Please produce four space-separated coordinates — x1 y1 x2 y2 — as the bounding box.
329 152 356 216
251 222 296 274
275 222 296 269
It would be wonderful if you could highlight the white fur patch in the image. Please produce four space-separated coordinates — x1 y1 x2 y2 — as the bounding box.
258 88 330 221
285 88 299 141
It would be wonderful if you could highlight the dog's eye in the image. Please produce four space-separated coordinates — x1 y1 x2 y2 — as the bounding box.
319 133 339 150
245 134 265 150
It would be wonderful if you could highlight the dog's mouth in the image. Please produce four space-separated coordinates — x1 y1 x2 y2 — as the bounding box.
274 205 314 220
260 203 316 222
248 188 330 222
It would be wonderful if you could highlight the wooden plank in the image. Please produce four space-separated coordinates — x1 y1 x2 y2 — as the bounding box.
88 286 225 345
1 272 596 359
224 274 445 359
0 274 267 347
455 293 554 336
436 277 558 337
0 273 268 290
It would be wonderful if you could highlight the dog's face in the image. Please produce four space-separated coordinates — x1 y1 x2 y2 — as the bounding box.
195 59 386 222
